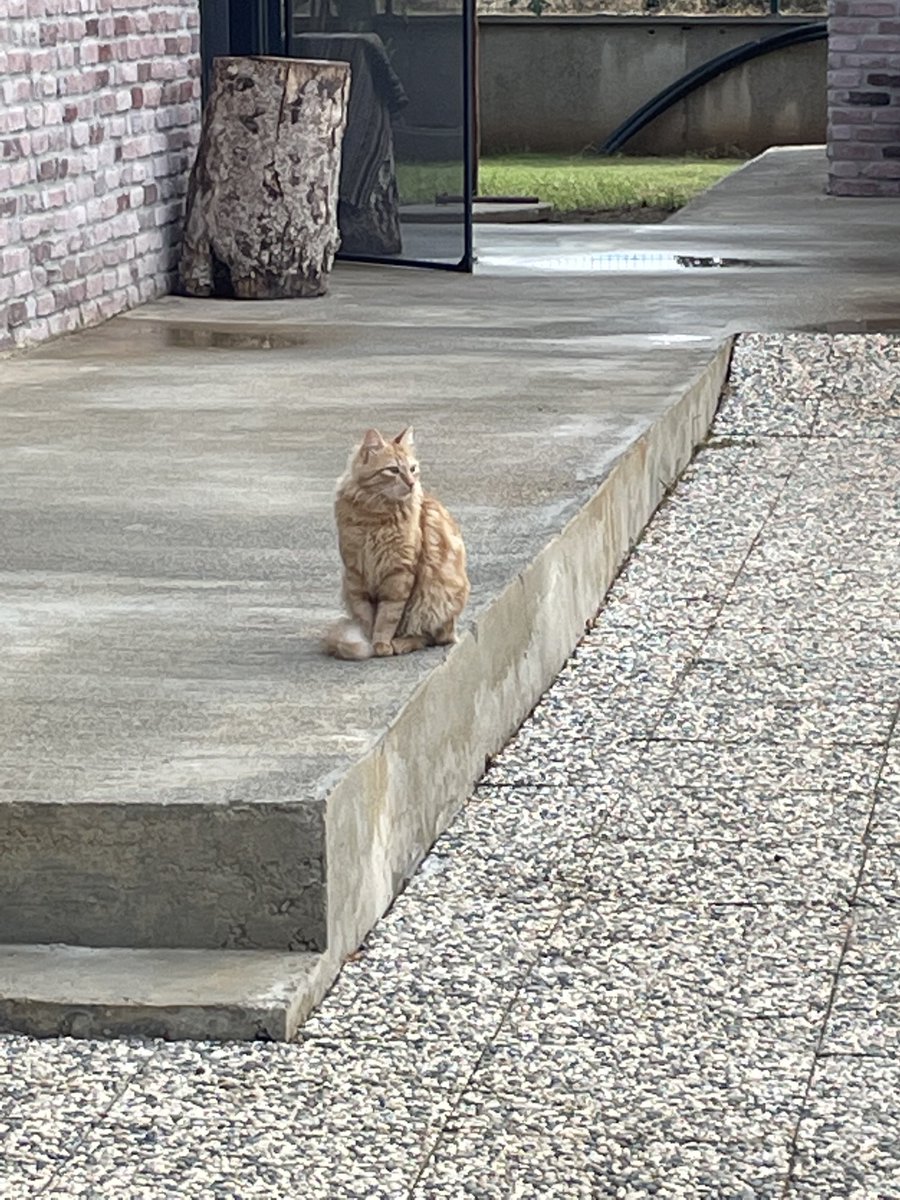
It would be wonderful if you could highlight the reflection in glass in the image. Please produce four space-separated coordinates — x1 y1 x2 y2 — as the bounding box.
289 0 471 268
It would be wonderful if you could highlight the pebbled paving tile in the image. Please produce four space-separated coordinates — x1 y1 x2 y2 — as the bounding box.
789 1058 900 1197
822 971 900 1057
675 658 896 704
714 379 819 437
865 781 900 844
0 1035 153 1120
653 694 893 746
37 1041 477 1200
414 1110 793 1200
815 390 900 440
688 433 806 477
501 902 844 1039
636 741 884 793
415 1024 814 1200
0 1037 157 1200
542 900 848 969
879 744 900 792
844 906 900 974
695 634 900 700
482 740 645 789
582 838 863 906
717 587 900 638
857 845 900 907
604 785 873 841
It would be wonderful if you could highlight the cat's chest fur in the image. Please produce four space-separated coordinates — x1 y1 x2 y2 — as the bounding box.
338 497 421 589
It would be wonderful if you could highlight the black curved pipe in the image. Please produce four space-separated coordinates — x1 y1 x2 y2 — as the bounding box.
594 22 827 156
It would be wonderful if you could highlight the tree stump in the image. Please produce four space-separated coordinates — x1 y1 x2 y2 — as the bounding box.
179 56 351 299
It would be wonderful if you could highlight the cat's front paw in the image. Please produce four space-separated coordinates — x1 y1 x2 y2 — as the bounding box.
372 641 394 657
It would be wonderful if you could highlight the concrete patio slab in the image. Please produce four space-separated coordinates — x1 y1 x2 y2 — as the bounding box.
1 146 899 1039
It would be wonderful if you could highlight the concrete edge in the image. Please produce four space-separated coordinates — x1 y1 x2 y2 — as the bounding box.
312 337 734 1034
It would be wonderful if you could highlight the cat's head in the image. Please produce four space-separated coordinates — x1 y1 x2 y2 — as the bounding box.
350 427 420 502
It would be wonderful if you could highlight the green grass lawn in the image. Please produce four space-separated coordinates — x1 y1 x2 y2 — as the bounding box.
398 154 744 216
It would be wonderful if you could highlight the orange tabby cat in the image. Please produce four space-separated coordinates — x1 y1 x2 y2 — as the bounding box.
325 427 470 660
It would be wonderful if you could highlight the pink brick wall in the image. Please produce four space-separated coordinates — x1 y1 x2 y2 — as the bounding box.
0 0 201 352
828 0 900 195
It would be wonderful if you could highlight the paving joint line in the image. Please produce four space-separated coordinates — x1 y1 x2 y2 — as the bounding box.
626 428 814 744
32 1041 171 1196
403 892 574 1198
780 692 900 1197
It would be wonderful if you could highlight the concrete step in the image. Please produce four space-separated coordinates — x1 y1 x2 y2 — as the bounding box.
1 800 326 951
0 944 327 1041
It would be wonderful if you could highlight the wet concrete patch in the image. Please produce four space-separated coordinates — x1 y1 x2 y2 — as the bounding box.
161 325 318 351
477 250 795 274
19 319 344 362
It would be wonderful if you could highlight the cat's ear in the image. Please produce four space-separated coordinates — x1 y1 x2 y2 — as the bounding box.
359 429 386 460
393 426 414 448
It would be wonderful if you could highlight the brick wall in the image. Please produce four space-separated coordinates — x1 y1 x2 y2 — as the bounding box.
828 0 900 195
0 0 202 353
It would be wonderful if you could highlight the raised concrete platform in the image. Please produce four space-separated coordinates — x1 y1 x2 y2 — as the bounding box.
2 147 900 1039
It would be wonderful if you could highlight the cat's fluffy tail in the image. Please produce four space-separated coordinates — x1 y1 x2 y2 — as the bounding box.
323 619 373 661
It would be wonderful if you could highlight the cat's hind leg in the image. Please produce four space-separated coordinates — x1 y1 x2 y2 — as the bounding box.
391 617 456 654
391 634 428 655
431 618 457 646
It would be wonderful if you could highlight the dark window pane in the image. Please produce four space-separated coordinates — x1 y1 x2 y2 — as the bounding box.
290 0 472 268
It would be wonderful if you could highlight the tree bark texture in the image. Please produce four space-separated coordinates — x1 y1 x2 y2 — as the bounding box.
179 56 351 299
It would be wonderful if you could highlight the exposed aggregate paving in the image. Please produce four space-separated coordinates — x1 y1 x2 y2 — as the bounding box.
2 332 899 1198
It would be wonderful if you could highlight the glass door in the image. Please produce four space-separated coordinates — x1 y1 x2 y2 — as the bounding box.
288 0 474 270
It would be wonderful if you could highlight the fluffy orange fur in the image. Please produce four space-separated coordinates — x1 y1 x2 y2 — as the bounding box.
325 427 470 660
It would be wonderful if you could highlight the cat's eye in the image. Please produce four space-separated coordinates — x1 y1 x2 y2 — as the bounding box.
384 466 401 475
410 464 418 473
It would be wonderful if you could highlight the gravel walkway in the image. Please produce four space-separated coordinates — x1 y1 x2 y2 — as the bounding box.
3 333 899 1199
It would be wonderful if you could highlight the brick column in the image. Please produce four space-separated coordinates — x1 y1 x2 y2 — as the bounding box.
0 1 202 352
828 0 900 195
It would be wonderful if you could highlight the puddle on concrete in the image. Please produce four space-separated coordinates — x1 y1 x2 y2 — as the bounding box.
478 251 791 274
674 255 786 269
162 325 315 350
